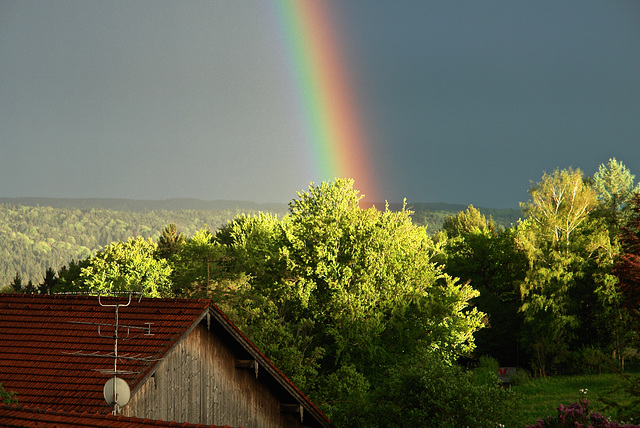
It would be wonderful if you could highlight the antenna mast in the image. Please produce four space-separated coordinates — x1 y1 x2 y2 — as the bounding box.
101 293 132 415
65 292 160 415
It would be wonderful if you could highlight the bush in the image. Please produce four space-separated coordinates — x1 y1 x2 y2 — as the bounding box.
525 399 639 428
358 353 521 428
0 382 17 405
581 345 608 375
509 367 531 386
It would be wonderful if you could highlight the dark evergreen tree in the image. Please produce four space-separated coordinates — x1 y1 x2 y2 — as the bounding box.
156 223 185 259
10 272 22 292
57 259 91 293
39 267 59 295
23 279 38 294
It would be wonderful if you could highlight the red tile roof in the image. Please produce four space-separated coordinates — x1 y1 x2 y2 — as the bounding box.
0 293 333 428
0 404 235 427
0 294 210 413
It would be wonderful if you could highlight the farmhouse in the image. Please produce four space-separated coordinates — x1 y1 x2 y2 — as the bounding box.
0 293 332 428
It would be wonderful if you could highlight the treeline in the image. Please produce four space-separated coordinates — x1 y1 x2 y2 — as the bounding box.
0 197 289 212
0 197 517 288
0 204 287 287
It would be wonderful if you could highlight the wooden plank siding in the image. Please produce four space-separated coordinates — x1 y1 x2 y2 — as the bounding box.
123 321 306 428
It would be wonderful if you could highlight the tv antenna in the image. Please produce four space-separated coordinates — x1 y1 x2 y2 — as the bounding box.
65 292 162 415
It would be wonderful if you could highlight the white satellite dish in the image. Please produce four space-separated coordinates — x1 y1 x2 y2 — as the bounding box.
103 377 131 407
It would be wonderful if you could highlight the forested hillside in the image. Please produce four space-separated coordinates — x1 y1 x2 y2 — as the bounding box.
0 202 287 287
0 197 519 287
0 197 289 213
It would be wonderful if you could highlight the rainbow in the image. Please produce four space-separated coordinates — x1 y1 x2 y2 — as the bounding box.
272 0 381 204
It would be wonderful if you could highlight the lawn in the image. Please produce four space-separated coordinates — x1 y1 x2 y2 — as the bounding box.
511 370 638 426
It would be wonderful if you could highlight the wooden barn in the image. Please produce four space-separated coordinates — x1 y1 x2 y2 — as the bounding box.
0 294 333 428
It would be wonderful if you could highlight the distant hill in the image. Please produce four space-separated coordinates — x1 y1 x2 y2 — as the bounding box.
0 199 289 288
0 197 289 213
0 197 521 287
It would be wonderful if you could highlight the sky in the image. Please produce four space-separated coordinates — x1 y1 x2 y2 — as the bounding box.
1 1 639 209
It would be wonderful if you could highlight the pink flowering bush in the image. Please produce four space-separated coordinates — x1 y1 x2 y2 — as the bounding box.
525 399 640 428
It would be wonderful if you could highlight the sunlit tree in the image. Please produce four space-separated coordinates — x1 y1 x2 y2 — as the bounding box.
517 168 613 375
592 158 640 229
80 237 172 297
442 205 495 238
212 179 485 422
521 167 597 252
170 227 223 297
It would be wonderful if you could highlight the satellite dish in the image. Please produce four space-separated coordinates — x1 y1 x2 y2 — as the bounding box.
103 377 131 407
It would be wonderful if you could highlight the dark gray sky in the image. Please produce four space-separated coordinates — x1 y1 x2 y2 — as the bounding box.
2 1 639 208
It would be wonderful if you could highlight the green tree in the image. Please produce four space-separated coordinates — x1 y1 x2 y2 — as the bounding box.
79 237 172 297
592 158 640 229
517 168 615 375
56 258 91 293
521 168 597 252
156 223 184 260
442 208 527 366
364 354 521 428
213 179 485 422
170 227 225 297
0 201 275 287
39 267 59 295
442 204 495 238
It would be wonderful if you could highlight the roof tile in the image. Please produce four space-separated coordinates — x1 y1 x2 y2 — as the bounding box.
0 293 332 427
0 404 234 427
0 294 209 414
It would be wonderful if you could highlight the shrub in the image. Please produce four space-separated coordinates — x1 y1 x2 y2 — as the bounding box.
359 353 522 427
581 345 608 375
509 367 531 386
0 382 17 405
525 399 639 428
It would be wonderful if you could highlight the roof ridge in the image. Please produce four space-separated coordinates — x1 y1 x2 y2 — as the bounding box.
0 293 212 302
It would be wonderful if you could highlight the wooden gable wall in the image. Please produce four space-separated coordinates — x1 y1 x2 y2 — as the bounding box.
123 320 308 428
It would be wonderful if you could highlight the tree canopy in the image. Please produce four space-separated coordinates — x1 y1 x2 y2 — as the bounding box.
199 179 485 423
79 237 172 297
593 158 640 228
6 160 640 426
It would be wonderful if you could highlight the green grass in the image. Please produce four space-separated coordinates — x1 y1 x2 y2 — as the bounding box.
511 371 637 426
